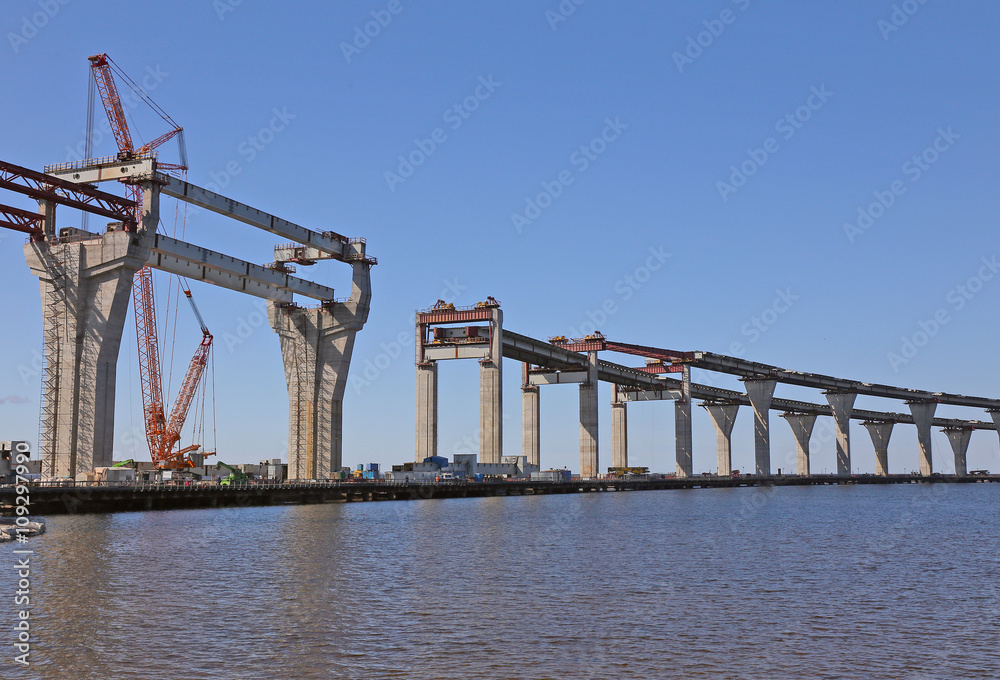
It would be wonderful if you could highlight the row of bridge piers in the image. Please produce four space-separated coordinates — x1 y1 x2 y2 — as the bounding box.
415 300 1000 478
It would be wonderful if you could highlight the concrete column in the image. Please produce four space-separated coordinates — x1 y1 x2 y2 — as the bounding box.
704 403 739 476
782 413 817 476
943 427 972 476
521 363 540 468
743 378 776 476
862 420 894 477
611 399 628 469
825 392 857 475
25 184 158 478
269 254 372 480
988 410 1000 467
675 365 693 478
907 400 937 476
579 351 599 478
479 306 503 464
415 362 438 462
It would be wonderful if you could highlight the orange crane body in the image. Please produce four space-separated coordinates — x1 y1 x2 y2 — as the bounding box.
87 53 206 469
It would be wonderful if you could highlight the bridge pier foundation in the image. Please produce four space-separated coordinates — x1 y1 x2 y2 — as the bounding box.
783 412 817 476
862 420 894 476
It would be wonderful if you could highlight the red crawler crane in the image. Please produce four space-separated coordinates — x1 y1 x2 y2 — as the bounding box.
88 53 212 468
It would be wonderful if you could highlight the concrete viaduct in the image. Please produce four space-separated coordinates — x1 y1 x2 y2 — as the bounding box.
0 156 375 480
415 299 1000 478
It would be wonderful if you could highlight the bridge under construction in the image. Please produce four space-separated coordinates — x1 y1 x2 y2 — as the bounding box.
0 156 375 481
416 299 1000 478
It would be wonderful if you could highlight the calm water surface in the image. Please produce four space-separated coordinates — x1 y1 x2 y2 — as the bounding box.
2 483 998 679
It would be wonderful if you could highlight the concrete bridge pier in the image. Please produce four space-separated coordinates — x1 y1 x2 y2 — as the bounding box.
579 351 599 478
943 426 972 476
704 403 738 476
25 183 159 478
862 420 894 476
269 252 372 480
675 365 693 478
743 378 776 476
479 306 503 464
415 361 438 462
825 391 857 475
907 400 937 476
782 412 817 476
521 363 540 468
611 388 628 469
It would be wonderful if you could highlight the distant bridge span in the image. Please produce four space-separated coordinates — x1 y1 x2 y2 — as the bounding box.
415 300 1000 478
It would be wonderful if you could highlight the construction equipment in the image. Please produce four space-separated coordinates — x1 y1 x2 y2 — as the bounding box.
112 459 137 468
215 462 248 486
88 54 210 469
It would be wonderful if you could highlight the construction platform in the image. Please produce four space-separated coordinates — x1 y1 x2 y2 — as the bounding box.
3 474 998 516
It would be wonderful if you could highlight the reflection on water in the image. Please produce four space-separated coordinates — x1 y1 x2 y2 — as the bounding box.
3 484 999 679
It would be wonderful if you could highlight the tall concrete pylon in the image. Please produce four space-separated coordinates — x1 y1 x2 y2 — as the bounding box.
521 363 540 468
704 403 739 476
743 378 776 476
579 350 599 478
674 365 693 478
862 420 894 476
611 389 628 469
479 305 503 464
782 412 817 476
825 391 857 475
907 400 937 476
943 426 972 476
268 248 372 480
414 361 438 463
25 183 159 479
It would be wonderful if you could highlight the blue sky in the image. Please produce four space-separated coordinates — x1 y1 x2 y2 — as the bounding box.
2 1 1000 474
